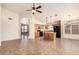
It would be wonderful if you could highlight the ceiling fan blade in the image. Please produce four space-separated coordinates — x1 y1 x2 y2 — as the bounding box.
36 10 42 13
26 9 32 11
36 6 42 9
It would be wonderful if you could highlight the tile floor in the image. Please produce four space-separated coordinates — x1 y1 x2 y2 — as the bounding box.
0 38 79 55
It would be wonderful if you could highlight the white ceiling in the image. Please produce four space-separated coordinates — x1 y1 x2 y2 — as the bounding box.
2 3 43 14
2 3 79 14
2 3 79 22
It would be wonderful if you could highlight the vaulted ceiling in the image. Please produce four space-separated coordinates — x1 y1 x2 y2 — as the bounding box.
2 3 79 23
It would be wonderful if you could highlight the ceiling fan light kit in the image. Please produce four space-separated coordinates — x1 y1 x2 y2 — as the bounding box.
32 10 36 14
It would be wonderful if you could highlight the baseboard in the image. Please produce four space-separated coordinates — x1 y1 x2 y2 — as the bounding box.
61 38 79 40
28 37 34 40
1 38 21 42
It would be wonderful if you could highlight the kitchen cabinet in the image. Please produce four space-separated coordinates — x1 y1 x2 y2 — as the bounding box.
35 32 40 38
44 32 56 41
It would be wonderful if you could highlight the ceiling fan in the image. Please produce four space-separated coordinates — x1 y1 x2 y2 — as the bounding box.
26 3 42 14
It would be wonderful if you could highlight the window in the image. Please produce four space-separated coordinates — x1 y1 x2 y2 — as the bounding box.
72 25 79 34
65 24 71 34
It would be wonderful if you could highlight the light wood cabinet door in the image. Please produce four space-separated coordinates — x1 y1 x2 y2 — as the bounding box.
44 32 56 41
44 32 49 40
49 33 54 41
35 32 39 38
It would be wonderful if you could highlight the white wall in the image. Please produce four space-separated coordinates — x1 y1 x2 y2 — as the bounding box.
20 17 29 24
2 7 20 41
0 4 1 45
29 15 35 39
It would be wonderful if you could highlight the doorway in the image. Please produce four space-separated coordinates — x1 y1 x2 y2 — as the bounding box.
20 17 29 40
53 20 61 38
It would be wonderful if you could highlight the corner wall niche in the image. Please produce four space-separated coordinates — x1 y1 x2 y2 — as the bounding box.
65 19 79 35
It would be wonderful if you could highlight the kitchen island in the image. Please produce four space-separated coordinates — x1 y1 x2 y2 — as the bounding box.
44 32 56 41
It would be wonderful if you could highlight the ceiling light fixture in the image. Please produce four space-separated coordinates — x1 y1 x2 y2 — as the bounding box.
26 3 42 14
32 10 36 14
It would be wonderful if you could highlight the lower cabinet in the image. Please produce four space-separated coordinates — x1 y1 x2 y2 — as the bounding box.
35 32 39 38
44 32 56 41
44 32 49 40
